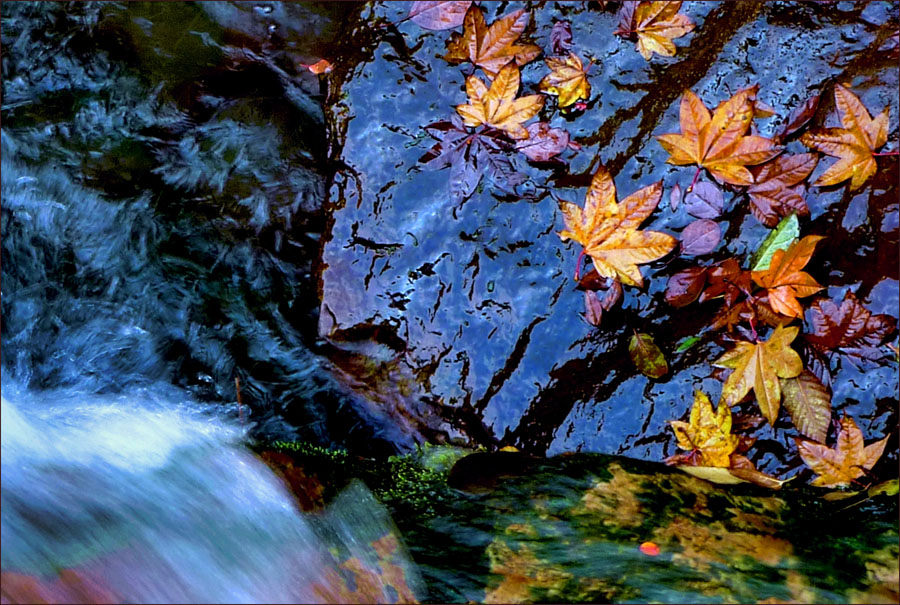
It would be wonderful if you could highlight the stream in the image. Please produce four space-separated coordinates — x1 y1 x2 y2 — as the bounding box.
1 2 898 603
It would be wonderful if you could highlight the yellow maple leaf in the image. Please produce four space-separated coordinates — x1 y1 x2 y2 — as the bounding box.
796 416 889 488
655 85 783 186
538 53 591 108
800 84 891 190
669 391 739 467
456 62 544 140
751 235 825 318
557 166 676 287
444 5 541 78
713 324 803 424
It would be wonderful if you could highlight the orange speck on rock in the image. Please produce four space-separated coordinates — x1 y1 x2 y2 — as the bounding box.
639 541 661 556
307 59 333 75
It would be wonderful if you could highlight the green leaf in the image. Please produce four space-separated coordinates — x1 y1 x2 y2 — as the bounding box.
750 213 800 271
675 336 701 353
629 333 668 379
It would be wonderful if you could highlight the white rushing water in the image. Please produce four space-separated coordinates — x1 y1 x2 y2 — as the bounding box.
0 383 420 603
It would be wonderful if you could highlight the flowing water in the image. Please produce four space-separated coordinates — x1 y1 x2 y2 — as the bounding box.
0 383 421 603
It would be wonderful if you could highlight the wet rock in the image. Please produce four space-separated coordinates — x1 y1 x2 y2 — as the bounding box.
318 2 898 472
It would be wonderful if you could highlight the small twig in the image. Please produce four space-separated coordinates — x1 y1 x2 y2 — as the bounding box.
235 376 245 428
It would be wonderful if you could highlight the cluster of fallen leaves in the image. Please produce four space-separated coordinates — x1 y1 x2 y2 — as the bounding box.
403 2 897 492
655 83 896 490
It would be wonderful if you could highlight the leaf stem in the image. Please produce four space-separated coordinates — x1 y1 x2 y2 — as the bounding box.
235 376 245 427
687 166 702 193
574 249 587 281
872 150 899 156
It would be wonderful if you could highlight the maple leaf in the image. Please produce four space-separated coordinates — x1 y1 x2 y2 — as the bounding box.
557 166 676 287
656 85 783 186
750 235 824 318
669 390 739 467
614 1 695 60
443 5 541 78
796 416 889 488
714 324 803 424
515 122 570 162
700 257 751 307
419 116 524 204
804 291 897 363
800 84 890 190
538 53 591 108
456 62 544 140
747 154 818 227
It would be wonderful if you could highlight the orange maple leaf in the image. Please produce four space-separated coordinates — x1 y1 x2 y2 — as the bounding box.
456 62 544 140
443 5 541 78
796 416 888 488
713 324 803 425
538 53 591 108
800 84 890 191
656 85 783 186
615 1 695 60
557 166 676 287
751 235 824 318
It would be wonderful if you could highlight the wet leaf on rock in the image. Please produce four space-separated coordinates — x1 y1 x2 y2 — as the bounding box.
668 390 738 467
613 1 695 60
444 5 541 77
409 1 472 30
584 290 604 326
557 166 676 287
774 92 821 142
804 291 897 363
656 86 783 186
665 266 707 307
747 154 818 227
751 235 824 318
750 213 800 272
680 219 721 255
683 181 723 219
714 324 803 423
515 122 570 162
796 416 888 488
549 20 573 54
539 53 591 108
780 370 831 443
699 258 750 307
629 332 668 378
457 62 544 140
801 84 890 191
669 182 682 210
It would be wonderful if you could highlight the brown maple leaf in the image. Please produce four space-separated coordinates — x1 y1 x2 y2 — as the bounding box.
456 62 544 140
714 324 803 424
443 5 541 78
656 85 783 186
614 1 695 60
747 153 818 227
750 235 824 318
796 415 888 488
538 53 591 108
557 166 676 287
804 291 897 362
800 84 890 191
